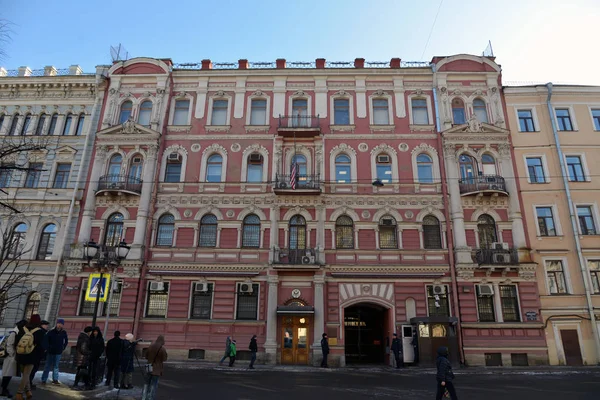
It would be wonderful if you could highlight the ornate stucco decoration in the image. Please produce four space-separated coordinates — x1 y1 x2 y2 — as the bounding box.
330 143 356 156
370 143 397 156
121 119 141 134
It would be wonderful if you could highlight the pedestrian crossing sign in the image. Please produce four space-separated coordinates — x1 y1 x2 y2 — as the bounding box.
85 273 111 302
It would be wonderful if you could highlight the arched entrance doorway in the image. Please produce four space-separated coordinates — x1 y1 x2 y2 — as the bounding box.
344 303 389 364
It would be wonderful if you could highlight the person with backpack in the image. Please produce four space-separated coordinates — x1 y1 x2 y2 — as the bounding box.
228 339 237 367
104 331 123 389
14 314 45 400
29 320 49 390
143 335 167 400
73 326 93 390
41 319 68 385
1 319 27 398
248 335 257 369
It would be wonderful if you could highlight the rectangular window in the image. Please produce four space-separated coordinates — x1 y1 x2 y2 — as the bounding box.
0 165 13 188
476 287 495 322
236 283 259 320
250 99 267 125
518 110 535 132
52 163 71 189
372 99 389 125
190 283 214 319
145 282 169 318
592 109 600 131
173 100 190 125
412 99 429 125
526 157 546 183
536 206 557 236
556 108 573 131
577 206 597 235
426 286 450 317
164 162 182 183
333 99 350 125
211 99 228 125
566 156 586 182
545 260 568 294
24 162 43 188
499 285 520 322
588 260 600 294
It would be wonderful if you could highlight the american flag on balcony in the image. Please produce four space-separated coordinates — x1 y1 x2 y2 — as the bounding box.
290 162 297 189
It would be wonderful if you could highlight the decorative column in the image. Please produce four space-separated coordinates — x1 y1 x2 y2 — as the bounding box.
316 204 326 264
264 274 279 364
131 144 159 259
77 145 108 243
443 143 472 264
269 205 279 263
492 282 504 323
312 273 325 366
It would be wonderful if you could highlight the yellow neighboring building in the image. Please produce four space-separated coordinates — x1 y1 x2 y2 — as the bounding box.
505 84 600 365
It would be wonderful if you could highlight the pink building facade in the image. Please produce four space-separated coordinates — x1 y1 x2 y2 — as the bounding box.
58 54 547 366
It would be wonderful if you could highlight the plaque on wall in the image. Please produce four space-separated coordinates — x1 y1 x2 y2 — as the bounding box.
525 311 538 321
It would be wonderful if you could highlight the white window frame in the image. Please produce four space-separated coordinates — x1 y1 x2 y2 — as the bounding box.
563 152 591 182
411 146 441 184
425 284 451 317
523 154 551 184
532 204 563 237
159 146 188 183
368 92 393 126
370 146 399 184
136 98 154 126
200 145 228 183
144 280 171 319
470 97 490 124
584 257 600 295
188 281 215 320
574 202 600 235
329 145 358 184
234 282 260 321
240 145 269 183
407 95 434 126
207 93 232 126
169 95 194 126
329 94 355 126
553 105 578 131
288 93 312 119
246 95 270 126
513 106 540 132
588 106 600 131
542 257 572 295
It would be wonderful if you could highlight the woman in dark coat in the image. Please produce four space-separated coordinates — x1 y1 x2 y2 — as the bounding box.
89 327 105 388
14 314 45 400
120 333 136 389
73 326 93 390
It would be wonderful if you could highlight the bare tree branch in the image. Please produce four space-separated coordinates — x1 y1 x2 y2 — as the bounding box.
0 19 14 62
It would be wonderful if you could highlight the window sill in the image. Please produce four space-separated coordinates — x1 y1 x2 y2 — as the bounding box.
518 130 540 133
167 125 191 132
409 124 435 132
329 124 355 133
537 235 564 240
205 125 231 133
244 125 269 133
369 124 395 132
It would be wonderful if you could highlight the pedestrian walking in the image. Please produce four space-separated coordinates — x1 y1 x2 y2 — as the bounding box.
1 319 27 398
248 335 257 369
73 326 93 390
435 346 458 400
320 333 329 368
143 335 167 400
41 318 68 385
120 333 136 390
218 336 231 365
391 333 404 369
29 320 49 389
14 314 45 400
89 327 105 388
104 331 123 389
228 339 237 367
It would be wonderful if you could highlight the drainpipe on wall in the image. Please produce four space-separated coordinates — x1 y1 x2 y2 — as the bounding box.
432 63 465 365
545 82 600 364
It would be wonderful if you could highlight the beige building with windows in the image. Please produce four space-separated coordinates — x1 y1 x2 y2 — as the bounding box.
505 84 600 365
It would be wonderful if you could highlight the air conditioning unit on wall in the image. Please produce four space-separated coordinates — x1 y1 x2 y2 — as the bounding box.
432 284 446 295
493 253 511 264
150 282 165 292
195 282 208 292
492 242 509 251
239 283 253 294
301 256 315 264
477 284 494 296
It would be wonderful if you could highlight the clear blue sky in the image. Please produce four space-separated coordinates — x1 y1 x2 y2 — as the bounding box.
1 0 599 84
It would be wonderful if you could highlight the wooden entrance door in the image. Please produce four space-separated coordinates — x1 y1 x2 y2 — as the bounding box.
560 329 583 366
281 316 311 364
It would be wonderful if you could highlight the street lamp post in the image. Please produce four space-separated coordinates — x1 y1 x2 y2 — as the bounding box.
83 240 130 328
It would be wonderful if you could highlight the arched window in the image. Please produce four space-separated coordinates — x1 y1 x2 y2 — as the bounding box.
372 98 390 125
242 214 261 248
75 113 85 135
335 154 351 183
246 154 263 183
291 98 308 127
379 216 397 249
164 153 182 183
206 154 223 182
336 215 354 249
289 215 306 250
36 223 57 260
0 115 4 132
119 101 133 124
62 113 73 135
417 154 434 183
35 114 47 136
104 213 124 247
21 114 32 135
481 154 497 175
48 114 58 135
9 223 28 257
423 216 442 249
199 214 218 247
459 154 477 180
452 98 466 124
156 214 175 246
129 155 143 181
473 99 488 123
138 100 153 126
8 116 19 136
477 214 497 249
376 153 392 183
23 292 41 320
108 154 122 183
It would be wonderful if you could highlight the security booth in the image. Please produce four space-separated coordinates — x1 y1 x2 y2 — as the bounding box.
410 316 459 366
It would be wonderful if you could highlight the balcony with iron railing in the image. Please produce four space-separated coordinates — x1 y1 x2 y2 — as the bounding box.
277 115 321 137
273 248 320 267
474 248 519 266
96 174 142 195
459 175 508 196
273 174 321 194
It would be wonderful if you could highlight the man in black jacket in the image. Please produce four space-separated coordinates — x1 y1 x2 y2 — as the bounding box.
248 335 258 369
41 318 68 385
436 346 458 400
104 331 123 389
391 333 404 369
320 333 329 368
73 326 93 390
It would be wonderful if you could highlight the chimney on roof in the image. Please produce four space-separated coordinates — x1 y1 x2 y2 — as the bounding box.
238 59 249 70
44 66 58 76
69 65 83 75
18 66 32 77
390 58 401 69
354 58 365 68
276 59 286 69
316 58 326 69
0 68 7 77
201 59 212 70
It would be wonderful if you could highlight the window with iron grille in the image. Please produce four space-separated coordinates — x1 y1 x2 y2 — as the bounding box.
24 163 43 188
36 223 57 260
335 215 354 249
242 214 261 248
476 287 495 322
190 283 214 319
499 285 520 322
545 260 568 294
24 292 41 320
426 286 449 317
104 213 124 247
378 216 397 249
289 215 306 250
423 215 442 249
198 214 218 247
146 282 169 318
588 260 600 294
236 283 259 320
156 214 175 246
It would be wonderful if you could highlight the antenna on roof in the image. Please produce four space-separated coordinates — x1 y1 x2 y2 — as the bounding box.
110 44 130 63
482 40 494 57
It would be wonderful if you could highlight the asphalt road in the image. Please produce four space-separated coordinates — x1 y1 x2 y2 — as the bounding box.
7 366 600 400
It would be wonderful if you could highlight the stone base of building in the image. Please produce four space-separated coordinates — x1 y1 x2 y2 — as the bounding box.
464 351 549 366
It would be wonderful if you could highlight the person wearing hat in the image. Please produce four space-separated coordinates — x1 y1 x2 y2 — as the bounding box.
41 318 68 385
73 326 93 390
29 320 49 389
14 314 45 400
